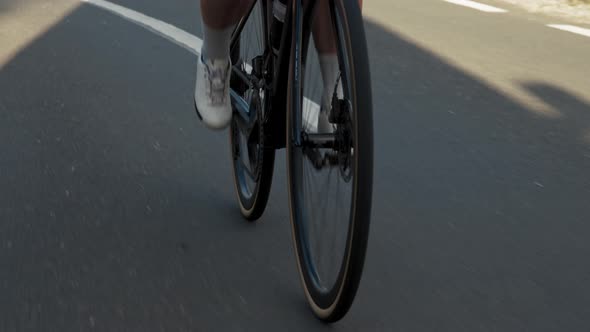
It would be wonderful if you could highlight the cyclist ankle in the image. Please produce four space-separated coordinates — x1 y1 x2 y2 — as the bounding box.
201 22 234 61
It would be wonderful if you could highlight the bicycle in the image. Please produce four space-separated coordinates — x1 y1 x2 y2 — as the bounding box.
228 0 373 322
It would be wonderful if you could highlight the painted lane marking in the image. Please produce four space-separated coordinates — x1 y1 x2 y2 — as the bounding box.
547 24 590 38
82 0 322 129
443 0 507 13
82 0 201 54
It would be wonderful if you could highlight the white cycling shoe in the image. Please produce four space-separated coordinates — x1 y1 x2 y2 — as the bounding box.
194 56 232 130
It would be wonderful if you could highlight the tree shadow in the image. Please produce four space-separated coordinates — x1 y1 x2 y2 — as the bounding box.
1 2 590 332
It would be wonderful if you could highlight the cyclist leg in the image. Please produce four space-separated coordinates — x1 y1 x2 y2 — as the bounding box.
195 0 254 130
311 0 363 132
200 0 253 59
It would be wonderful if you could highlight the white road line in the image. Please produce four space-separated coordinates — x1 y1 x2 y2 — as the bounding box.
547 24 590 38
81 0 320 129
443 0 507 13
82 0 201 54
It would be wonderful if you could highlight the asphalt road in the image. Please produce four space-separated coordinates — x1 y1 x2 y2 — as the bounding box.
1 0 590 331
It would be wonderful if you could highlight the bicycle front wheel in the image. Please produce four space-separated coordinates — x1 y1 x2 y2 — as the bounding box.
286 0 373 322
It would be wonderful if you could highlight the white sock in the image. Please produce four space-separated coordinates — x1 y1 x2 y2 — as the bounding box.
319 54 342 109
201 22 234 61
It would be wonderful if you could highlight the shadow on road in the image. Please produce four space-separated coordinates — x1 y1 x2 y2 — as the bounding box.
522 81 590 143
0 3 589 332
0 0 17 13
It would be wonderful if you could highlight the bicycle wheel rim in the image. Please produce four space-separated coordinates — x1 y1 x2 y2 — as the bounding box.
287 0 372 319
229 0 274 218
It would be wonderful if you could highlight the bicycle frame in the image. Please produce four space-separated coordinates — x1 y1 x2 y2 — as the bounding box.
229 0 320 150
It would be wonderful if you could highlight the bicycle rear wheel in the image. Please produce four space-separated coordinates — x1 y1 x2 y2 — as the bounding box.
286 0 373 322
230 0 275 221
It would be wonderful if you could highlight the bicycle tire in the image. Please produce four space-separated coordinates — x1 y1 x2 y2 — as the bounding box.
229 0 276 221
286 0 373 322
